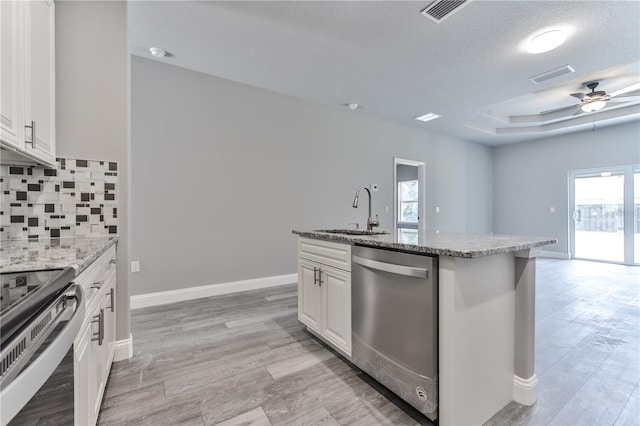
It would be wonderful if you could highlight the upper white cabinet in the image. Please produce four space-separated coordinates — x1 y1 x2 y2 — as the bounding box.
0 0 55 166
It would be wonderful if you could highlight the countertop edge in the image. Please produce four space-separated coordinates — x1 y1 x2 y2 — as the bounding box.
72 237 119 276
292 230 557 258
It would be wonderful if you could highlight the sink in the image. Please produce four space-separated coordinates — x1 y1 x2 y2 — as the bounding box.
315 229 390 236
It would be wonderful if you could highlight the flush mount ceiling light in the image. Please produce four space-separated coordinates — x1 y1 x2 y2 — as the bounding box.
348 103 359 110
414 112 441 122
149 47 166 58
526 30 567 54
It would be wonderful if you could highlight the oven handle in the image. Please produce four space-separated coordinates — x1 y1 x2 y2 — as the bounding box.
0 285 85 426
352 255 429 278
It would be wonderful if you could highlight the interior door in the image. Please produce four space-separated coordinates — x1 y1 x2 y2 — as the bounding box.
570 165 638 265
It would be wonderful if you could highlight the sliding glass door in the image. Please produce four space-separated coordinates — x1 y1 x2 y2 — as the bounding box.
569 165 639 265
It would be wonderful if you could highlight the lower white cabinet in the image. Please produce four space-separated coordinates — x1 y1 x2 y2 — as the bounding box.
74 246 117 426
298 238 351 357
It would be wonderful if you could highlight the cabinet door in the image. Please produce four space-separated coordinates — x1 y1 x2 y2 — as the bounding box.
24 0 55 163
90 309 105 425
103 274 116 371
320 266 351 355
74 322 92 426
298 259 322 333
0 0 23 148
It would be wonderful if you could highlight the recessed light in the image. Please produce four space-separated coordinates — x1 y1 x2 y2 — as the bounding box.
526 30 567 54
149 47 166 58
414 113 441 122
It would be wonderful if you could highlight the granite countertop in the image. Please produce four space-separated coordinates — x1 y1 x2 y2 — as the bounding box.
0 236 118 275
292 229 557 258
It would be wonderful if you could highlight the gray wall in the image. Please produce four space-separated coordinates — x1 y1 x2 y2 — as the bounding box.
493 121 640 255
56 1 131 340
131 56 494 296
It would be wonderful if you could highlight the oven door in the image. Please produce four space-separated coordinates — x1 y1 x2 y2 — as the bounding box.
0 284 84 425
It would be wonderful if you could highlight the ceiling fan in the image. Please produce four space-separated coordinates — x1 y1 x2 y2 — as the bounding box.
567 81 640 115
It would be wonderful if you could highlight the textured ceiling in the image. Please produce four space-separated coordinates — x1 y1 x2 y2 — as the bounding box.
129 1 640 146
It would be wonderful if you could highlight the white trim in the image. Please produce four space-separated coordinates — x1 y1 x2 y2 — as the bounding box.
539 250 570 260
130 273 297 310
113 334 133 361
513 374 538 406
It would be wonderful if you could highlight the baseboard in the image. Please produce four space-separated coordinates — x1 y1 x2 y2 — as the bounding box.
513 374 538 406
130 273 297 310
539 250 570 260
113 334 133 361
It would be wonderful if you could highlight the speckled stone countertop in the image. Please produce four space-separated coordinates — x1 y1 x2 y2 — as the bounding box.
0 236 118 274
293 229 557 258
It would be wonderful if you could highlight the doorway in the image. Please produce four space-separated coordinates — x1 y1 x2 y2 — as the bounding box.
393 158 426 231
569 164 639 265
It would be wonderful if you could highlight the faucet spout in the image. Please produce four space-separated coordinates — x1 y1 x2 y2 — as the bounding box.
352 186 379 231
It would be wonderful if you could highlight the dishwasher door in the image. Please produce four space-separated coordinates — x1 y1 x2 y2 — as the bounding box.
351 246 438 420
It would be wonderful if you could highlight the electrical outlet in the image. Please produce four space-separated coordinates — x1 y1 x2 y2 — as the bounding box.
435 206 440 213
131 261 140 273
385 206 389 213
371 184 379 191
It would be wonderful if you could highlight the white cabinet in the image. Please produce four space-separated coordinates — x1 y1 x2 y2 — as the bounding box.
0 0 55 166
74 245 117 426
298 238 352 357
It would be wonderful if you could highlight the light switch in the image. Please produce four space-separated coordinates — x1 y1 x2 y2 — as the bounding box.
549 207 555 213
131 261 140 273
435 207 440 213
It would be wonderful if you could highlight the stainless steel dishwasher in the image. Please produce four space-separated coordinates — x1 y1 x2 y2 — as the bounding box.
352 246 438 421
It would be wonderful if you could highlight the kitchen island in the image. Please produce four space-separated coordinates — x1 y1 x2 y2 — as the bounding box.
293 228 557 426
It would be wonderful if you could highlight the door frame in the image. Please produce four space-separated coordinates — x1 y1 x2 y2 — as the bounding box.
568 164 638 265
393 158 426 231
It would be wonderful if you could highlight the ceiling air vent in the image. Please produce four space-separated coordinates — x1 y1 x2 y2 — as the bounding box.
529 65 575 84
421 0 470 23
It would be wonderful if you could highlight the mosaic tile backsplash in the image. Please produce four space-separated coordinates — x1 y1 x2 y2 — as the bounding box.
0 158 118 240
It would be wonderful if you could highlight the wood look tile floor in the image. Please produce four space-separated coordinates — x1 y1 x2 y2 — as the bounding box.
98 259 639 426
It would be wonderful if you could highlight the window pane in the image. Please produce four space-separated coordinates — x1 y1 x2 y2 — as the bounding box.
574 174 624 262
400 181 418 202
400 202 418 223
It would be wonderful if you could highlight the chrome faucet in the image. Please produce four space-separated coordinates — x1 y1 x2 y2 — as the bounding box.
353 186 380 231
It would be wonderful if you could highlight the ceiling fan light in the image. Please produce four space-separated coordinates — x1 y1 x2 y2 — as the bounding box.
526 30 567 54
581 100 607 113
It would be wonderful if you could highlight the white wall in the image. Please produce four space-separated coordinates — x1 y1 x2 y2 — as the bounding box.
56 1 130 339
493 121 640 255
130 56 493 296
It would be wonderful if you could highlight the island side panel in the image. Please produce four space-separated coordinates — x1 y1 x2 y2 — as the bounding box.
513 249 539 405
439 254 515 426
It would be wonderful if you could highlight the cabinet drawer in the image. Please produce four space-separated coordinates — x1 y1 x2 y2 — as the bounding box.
76 245 116 303
298 238 351 272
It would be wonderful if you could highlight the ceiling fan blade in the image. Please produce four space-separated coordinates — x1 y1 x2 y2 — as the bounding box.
540 104 580 114
610 96 640 102
609 83 640 98
570 92 586 100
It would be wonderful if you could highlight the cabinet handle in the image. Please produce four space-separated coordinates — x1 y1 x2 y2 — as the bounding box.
91 309 104 345
109 259 117 265
91 280 102 289
318 269 323 287
107 288 115 313
313 267 318 285
25 121 36 149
